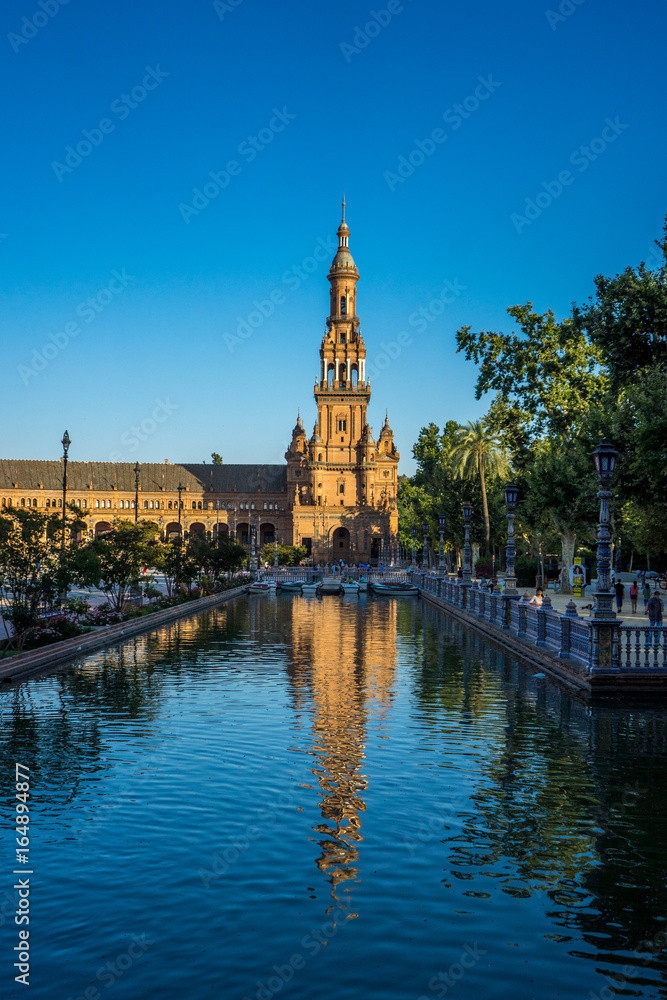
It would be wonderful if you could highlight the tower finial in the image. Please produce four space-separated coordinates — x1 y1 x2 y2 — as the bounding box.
342 192 346 223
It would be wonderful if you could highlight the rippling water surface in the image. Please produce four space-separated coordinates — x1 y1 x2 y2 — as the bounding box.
2 595 667 999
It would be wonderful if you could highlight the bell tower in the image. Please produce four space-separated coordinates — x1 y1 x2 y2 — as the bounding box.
314 198 371 474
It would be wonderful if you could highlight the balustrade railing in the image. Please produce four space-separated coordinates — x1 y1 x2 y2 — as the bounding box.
416 574 667 675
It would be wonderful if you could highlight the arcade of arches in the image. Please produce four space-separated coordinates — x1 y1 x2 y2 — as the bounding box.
0 203 399 565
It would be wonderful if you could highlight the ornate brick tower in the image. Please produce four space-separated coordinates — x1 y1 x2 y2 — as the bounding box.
286 200 400 564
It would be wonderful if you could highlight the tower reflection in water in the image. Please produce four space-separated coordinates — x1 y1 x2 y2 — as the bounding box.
286 595 397 906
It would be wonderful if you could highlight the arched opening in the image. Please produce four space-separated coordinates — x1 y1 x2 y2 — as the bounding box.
95 521 112 538
338 363 346 386
237 522 250 545
189 522 206 537
213 523 229 542
165 521 181 539
327 365 334 388
351 365 358 388
371 537 380 564
332 526 351 564
260 522 275 546
340 295 346 315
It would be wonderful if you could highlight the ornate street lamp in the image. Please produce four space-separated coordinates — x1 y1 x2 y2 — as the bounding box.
250 524 257 572
411 525 417 569
422 521 429 570
61 430 70 553
134 462 140 525
503 484 519 594
462 501 473 585
438 513 446 573
177 483 184 536
592 441 618 620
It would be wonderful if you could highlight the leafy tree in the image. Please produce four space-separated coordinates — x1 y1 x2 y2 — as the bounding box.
456 304 606 439
450 421 508 555
211 452 223 465
83 520 160 611
0 506 87 650
260 543 307 566
571 222 667 389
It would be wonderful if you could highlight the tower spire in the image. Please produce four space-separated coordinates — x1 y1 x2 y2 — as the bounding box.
342 192 346 223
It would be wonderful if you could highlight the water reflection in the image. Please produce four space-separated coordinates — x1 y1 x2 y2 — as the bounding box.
287 596 397 903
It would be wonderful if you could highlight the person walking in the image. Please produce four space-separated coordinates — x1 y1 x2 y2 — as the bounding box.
614 580 625 614
643 580 652 613
629 580 639 614
647 591 664 642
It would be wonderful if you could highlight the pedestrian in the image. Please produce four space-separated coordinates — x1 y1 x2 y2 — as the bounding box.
629 580 639 614
614 580 625 613
642 580 652 613
457 567 463 580
529 588 544 607
647 591 664 637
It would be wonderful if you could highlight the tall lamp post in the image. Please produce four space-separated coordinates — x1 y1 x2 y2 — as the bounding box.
422 521 429 571
592 442 617 621
61 430 70 553
411 525 417 569
438 513 446 574
177 483 184 537
134 462 140 524
503 484 519 594
250 524 257 572
462 501 473 586
274 534 279 569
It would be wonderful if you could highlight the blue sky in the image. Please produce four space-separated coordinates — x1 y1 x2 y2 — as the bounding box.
2 0 665 474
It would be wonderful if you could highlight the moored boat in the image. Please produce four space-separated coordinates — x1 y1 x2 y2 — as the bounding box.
277 581 303 593
320 579 343 595
342 581 360 594
301 582 321 596
369 581 419 597
248 582 274 594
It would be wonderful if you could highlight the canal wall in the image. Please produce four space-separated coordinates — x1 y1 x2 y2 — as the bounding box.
418 576 667 696
0 585 248 684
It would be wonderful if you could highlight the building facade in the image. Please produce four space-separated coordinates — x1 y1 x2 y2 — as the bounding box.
0 204 399 564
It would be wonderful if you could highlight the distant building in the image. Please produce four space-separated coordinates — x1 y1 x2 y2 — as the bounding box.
0 203 399 564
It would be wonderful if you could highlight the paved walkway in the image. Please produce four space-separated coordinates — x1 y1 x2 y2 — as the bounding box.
517 586 653 625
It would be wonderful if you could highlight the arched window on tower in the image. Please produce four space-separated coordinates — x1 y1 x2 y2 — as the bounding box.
351 365 358 388
340 296 346 315
327 365 334 388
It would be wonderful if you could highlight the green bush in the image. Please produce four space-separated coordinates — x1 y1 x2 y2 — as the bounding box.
515 557 539 587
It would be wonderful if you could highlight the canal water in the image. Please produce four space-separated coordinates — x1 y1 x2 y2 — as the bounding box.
2 594 667 1000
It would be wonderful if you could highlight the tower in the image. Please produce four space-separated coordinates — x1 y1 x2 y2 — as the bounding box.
286 200 400 563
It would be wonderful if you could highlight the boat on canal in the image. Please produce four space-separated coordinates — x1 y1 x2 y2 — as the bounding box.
341 581 360 594
248 582 274 595
321 579 343 595
277 581 303 593
301 581 321 596
369 581 419 597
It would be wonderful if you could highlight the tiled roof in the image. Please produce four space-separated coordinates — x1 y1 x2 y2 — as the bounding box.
0 461 287 494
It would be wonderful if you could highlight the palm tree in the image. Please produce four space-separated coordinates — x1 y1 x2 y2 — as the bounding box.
451 421 508 555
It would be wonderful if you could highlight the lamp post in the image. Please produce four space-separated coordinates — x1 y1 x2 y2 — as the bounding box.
250 524 257 572
592 441 618 621
462 501 473 585
134 462 140 525
177 483 184 536
411 525 417 569
503 484 519 594
422 521 429 571
438 513 446 574
274 534 279 569
216 500 220 543
60 430 70 554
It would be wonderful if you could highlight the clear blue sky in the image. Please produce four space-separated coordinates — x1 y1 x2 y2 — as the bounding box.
2 0 665 474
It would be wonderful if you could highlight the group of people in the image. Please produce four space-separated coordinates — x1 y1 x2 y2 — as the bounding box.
614 580 664 624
